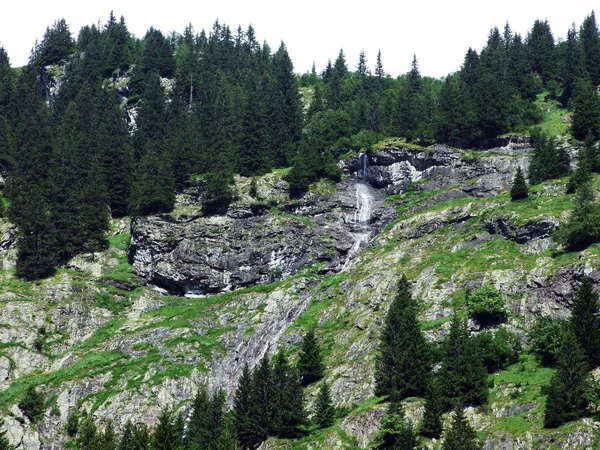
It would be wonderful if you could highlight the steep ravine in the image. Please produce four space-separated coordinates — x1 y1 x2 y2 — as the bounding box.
1 140 599 449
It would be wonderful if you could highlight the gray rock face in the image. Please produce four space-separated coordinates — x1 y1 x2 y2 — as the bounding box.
350 143 530 197
487 217 558 244
129 179 393 295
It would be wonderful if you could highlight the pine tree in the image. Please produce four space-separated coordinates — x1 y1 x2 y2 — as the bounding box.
77 416 99 450
297 328 325 385
580 12 600 87
567 135 594 194
544 330 590 427
233 363 259 450
314 381 335 428
251 353 275 443
420 377 443 439
438 316 488 411
570 277 600 367
571 77 600 141
18 386 45 422
151 407 179 450
271 350 306 438
374 274 430 401
100 421 118 450
185 387 212 449
510 167 529 201
441 406 481 450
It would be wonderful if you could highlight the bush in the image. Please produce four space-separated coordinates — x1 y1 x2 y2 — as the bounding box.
474 328 521 373
467 283 507 326
18 386 45 422
529 316 566 367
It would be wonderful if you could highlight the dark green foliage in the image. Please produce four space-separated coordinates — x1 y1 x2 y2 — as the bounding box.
441 406 481 450
580 12 600 87
544 330 590 427
510 167 529 201
297 328 325 385
203 171 234 215
251 354 275 442
233 363 258 450
129 147 175 216
77 416 100 450
553 178 600 251
570 277 600 368
567 136 594 194
467 283 507 325
473 328 521 373
374 274 431 401
66 409 79 436
314 381 335 429
526 20 556 85
529 316 566 367
528 129 570 185
38 18 75 66
271 350 306 438
420 377 443 439
18 386 45 423
438 316 489 411
0 419 11 450
151 407 181 450
376 401 418 449
571 78 600 141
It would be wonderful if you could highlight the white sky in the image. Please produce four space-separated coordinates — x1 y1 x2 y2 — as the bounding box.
0 1 598 78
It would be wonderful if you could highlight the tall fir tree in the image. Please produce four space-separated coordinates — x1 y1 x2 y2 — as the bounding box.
438 316 489 411
420 376 443 439
233 363 259 450
571 77 600 141
314 381 335 429
271 350 306 438
374 274 430 401
510 166 529 201
570 277 600 367
297 328 325 385
151 407 180 450
544 330 590 427
441 406 481 450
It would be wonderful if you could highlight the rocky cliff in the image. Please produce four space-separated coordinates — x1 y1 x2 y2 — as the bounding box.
1 139 599 449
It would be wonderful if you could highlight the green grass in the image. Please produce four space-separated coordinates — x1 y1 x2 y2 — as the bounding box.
108 233 131 252
533 92 570 137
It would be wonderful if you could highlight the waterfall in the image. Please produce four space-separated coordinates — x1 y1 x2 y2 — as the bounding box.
344 154 375 268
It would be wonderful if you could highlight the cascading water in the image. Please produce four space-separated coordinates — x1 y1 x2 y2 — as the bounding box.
344 153 375 267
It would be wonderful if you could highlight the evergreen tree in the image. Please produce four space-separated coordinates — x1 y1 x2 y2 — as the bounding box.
185 387 212 450
38 18 75 66
271 350 306 438
567 135 594 194
233 363 259 450
441 406 481 450
560 25 585 107
438 316 488 411
314 381 335 429
570 277 600 367
510 166 529 201
251 353 275 442
420 376 443 439
152 407 180 450
100 421 118 450
528 129 570 184
18 386 45 422
544 330 590 427
571 77 600 141
374 274 430 401
580 12 600 87
553 177 600 250
77 416 100 450
297 328 325 385
526 19 556 85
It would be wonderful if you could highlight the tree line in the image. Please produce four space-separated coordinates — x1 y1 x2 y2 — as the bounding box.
2 11 600 280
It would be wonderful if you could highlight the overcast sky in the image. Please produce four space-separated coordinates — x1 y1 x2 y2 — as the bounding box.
1 1 598 78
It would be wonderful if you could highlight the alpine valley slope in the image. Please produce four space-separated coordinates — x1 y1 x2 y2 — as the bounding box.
1 138 599 449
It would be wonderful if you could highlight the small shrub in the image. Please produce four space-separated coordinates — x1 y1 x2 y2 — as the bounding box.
467 283 507 326
474 328 521 373
18 386 45 422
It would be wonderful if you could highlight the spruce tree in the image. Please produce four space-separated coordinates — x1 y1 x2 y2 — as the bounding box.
251 353 275 442
567 136 593 194
297 328 324 385
185 387 212 449
510 167 529 201
438 316 488 411
544 330 590 427
420 376 443 439
374 274 430 401
233 363 258 450
272 350 306 438
570 277 600 368
151 407 179 450
441 406 481 450
314 381 335 429
571 78 600 142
